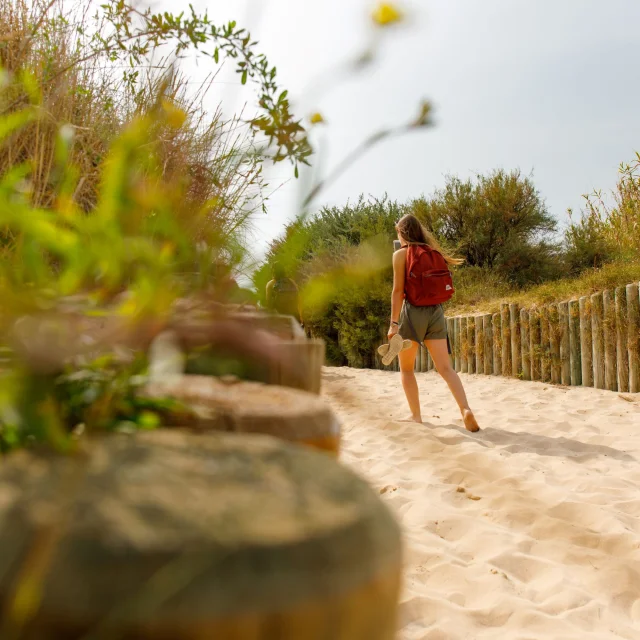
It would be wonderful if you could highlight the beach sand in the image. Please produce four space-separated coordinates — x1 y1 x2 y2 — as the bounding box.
322 367 640 639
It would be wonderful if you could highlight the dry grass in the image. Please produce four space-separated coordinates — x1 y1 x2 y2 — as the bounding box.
448 259 640 316
0 0 265 265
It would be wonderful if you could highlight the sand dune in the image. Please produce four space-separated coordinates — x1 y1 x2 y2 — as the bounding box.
322 367 640 639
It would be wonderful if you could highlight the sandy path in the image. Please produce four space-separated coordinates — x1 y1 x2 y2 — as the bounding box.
322 367 640 640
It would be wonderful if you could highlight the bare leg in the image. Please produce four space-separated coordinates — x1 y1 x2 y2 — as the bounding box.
426 339 480 432
398 341 422 423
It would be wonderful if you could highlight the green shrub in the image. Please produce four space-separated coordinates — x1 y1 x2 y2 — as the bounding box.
415 169 560 285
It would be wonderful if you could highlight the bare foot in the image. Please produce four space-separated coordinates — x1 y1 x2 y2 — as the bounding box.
462 409 480 432
399 415 423 424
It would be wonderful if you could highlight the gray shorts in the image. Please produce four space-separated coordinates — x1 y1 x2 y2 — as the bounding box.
399 302 448 343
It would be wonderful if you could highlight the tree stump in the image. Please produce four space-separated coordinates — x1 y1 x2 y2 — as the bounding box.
0 432 402 639
143 376 341 455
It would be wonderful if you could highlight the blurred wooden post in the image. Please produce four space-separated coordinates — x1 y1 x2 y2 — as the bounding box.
414 344 421 373
591 292 605 389
460 317 468 374
529 307 541 381
579 296 592 387
427 350 434 371
492 312 501 376
568 299 582 386
520 309 531 381
509 303 521 378
483 314 493 375
558 302 571 385
615 286 629 393
0 432 402 639
266 339 325 395
501 303 511 376
603 290 617 392
548 304 561 384
540 306 551 383
454 317 461 372
627 283 640 393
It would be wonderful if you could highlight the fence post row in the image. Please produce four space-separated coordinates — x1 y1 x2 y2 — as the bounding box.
372 281 640 394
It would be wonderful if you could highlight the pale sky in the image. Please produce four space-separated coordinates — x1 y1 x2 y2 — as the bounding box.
176 0 640 262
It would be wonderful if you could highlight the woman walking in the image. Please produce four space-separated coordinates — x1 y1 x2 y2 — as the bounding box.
388 214 479 432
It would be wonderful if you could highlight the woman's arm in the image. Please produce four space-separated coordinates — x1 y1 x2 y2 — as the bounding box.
389 249 406 337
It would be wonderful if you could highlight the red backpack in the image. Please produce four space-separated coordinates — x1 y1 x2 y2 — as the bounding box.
404 244 454 306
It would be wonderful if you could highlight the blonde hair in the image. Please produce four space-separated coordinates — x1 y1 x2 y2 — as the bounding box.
396 214 464 266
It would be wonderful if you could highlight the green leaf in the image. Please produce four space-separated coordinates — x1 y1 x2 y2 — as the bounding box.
241 69 248 85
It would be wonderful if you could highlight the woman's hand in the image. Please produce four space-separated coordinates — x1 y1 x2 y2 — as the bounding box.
388 323 399 340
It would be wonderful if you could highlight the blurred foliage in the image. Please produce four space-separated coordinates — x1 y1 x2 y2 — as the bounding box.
0 0 313 451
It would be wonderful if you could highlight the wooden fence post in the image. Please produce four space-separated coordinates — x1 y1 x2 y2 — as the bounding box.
501 303 511 376
627 283 640 393
467 316 476 374
591 292 605 390
492 313 501 376
540 306 551 383
427 350 434 371
510 303 521 378
529 307 541 381
615 286 629 393
568 299 582 386
603 290 618 392
558 302 571 385
475 316 484 374
483 314 493 375
454 317 461 372
460 317 468 374
520 309 531 381
579 296 592 387
548 304 561 384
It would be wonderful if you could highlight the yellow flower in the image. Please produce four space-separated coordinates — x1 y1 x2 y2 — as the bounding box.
372 3 403 27
310 112 325 125
160 98 187 129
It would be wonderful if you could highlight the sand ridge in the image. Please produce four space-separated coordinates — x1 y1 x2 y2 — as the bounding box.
323 367 640 639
